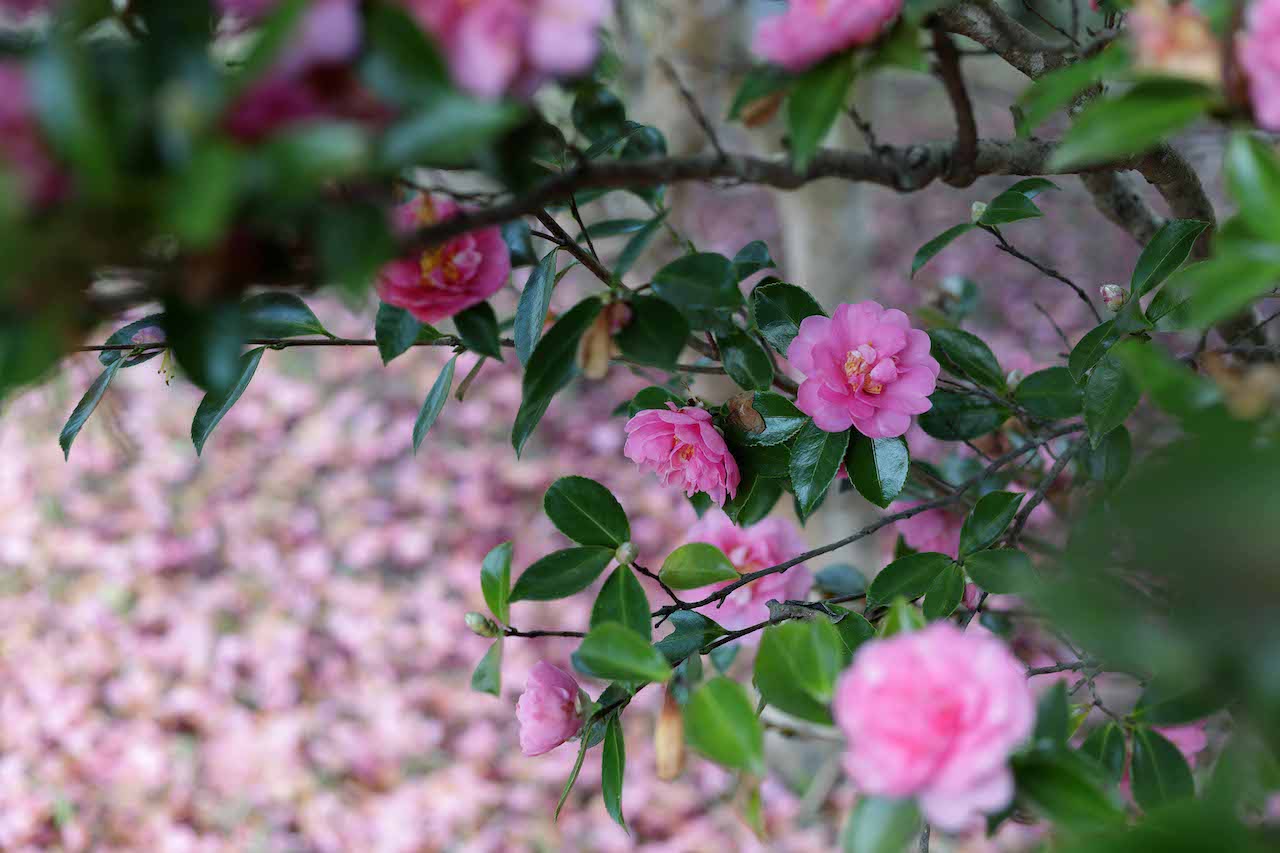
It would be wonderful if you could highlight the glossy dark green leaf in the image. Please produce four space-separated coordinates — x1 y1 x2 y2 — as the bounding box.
867 552 953 606
601 716 626 829
625 385 685 417
97 314 166 368
1130 219 1210 299
191 347 265 456
787 54 856 170
380 93 523 168
575 623 672 684
963 548 1031 595
1068 320 1122 383
727 64 794 120
654 611 726 663
514 249 558 365
454 302 504 360
591 566 651 640
1135 680 1225 726
1182 249 1280 329
960 490 1023 556
359 1 447 104
480 541 513 624
1131 727 1196 811
163 299 245 394
723 474 784 527
30 34 116 196
318 202 398 297
1013 752 1124 826
1079 722 1127 786
502 220 537 267
923 563 965 620
614 212 668 278
840 797 921 853
572 85 627 142
733 240 775 281
1015 45 1129 136
544 476 630 548
1111 338 1221 418
790 422 850 519
750 281 826 355
1225 132 1280 242
471 639 502 696
615 295 689 369
929 328 1005 390
683 677 764 773
911 223 976 278
738 392 808 447
578 218 649 241
412 355 457 451
877 596 928 636
60 360 121 460
754 618 844 724
555 734 590 820
1035 682 1071 752
979 190 1043 226
1084 354 1141 447
1015 367 1083 419
1082 425 1132 488
846 435 909 508
375 302 438 365
918 389 1010 440
241 293 330 339
716 328 775 391
1006 178 1061 199
827 605 875 659
510 546 614 602
813 563 868 598
513 298 603 456
651 253 741 324
659 543 738 590
1049 79 1213 170
169 143 242 248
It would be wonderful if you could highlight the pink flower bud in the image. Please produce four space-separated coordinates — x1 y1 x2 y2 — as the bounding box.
1100 284 1128 312
515 662 585 756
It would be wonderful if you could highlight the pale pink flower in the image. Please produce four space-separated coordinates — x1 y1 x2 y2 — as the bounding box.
1129 0 1222 85
375 194 511 324
679 510 811 632
623 404 741 506
0 62 67 206
1156 722 1208 766
753 0 904 73
515 661 584 756
887 500 963 558
1239 0 1280 131
409 0 609 99
0 0 52 16
789 301 940 439
833 622 1035 832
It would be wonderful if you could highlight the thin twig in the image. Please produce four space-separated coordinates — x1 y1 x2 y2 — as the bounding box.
75 336 512 353
1006 437 1083 546
658 57 728 161
504 627 586 639
987 227 1103 322
534 210 616 288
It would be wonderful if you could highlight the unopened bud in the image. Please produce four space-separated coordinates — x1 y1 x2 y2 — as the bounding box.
655 688 685 780
1099 284 1128 312
614 541 639 566
465 612 501 638
939 275 968 299
970 201 988 223
1005 369 1023 390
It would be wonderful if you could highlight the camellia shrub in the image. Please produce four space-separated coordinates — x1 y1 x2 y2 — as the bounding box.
4 0 1280 850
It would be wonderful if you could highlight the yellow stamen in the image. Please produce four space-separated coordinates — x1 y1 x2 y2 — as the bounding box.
676 443 697 462
864 379 884 395
843 350 867 380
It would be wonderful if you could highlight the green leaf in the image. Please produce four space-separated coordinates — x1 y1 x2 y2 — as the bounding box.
738 392 808 446
97 314 166 368
1006 178 1061 199
555 735 590 820
923 563 965 620
1013 753 1124 826
828 605 875 657
1049 79 1212 170
412 355 457 452
918 389 1010 440
575 623 672 684
1130 219 1210 299
1084 354 1141 447
733 240 775 281
790 422 850 520
754 618 844 723
813 564 868 598
615 212 668 278
1079 722 1127 786
911 223 976 278
1068 320 1122 383
502 220 537 267
625 385 685 417
191 347 265 456
513 298 603 456
650 252 741 327
615 295 689 369
572 85 627 142
960 490 1024 556
1016 367 1083 419
654 611 726 663
683 677 765 774
510 547 615 602
750 281 826 355
846 435 909 508
163 298 245 394
659 543 739 590
1135 680 1224 726
1181 249 1280 329
727 64 794 120
979 190 1043 226
1225 132 1280 242
514 249 558 365
1111 339 1221 418
169 143 242 248
591 566 651 640
840 797 921 853
60 360 121 460
716 328 775 391
724 475 784 526
1131 727 1196 811
963 549 1031 595
241 293 330 339
601 716 626 829
454 302 504 360
577 218 649 241
30 34 116 197
380 93 523 168
1082 425 1132 488
375 303 436 365
471 639 502 696
1035 682 1071 752
544 476 631 548
877 597 927 636
787 55 856 170
318 203 398 298
929 328 1005 390
480 541 513 624
359 1 447 104
1015 45 1130 136
867 552 953 607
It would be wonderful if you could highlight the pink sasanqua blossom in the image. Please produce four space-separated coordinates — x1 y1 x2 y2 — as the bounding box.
515 661 584 756
753 0 904 72
623 404 741 506
1239 0 1280 132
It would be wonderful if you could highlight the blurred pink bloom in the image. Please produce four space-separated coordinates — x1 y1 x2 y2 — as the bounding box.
0 0 52 16
887 500 962 558
515 662 583 756
216 0 277 19
1156 722 1209 766
375 194 511 324
679 511 811 632
1239 0 1280 131
789 301 939 439
623 404 740 506
1129 0 1221 85
0 62 68 206
753 0 903 72
409 0 609 99
833 623 1034 832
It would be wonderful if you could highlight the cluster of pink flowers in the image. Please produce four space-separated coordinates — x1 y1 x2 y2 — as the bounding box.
753 0 903 72
623 404 741 506
375 193 512 324
408 0 609 99
1239 0 1280 132
0 63 67 206
834 623 1035 832
679 510 812 631
789 301 940 439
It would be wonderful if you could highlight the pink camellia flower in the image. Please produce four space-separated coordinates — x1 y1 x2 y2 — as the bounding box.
623 404 741 506
1129 0 1221 86
887 500 963 558
678 510 811 632
375 194 511 324
1238 0 1280 132
834 622 1035 832
409 0 609 99
515 661 584 756
0 62 68 206
753 0 904 73
789 301 939 439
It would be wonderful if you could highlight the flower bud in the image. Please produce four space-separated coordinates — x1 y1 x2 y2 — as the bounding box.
614 541 639 566
970 201 988 224
465 612 501 638
1005 369 1023 391
655 688 685 780
1099 284 1128 312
